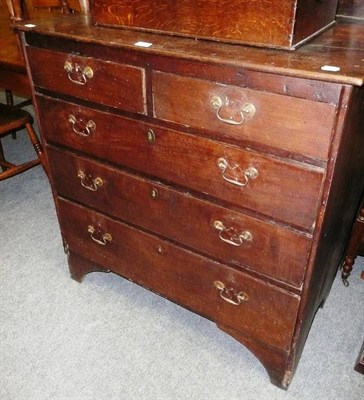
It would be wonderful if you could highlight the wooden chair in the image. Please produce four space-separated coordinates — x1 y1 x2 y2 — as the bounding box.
0 103 45 180
1 0 86 180
341 195 364 285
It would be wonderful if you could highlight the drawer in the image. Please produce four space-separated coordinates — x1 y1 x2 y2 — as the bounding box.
37 95 324 231
27 46 146 114
152 72 336 161
48 147 311 287
57 198 300 352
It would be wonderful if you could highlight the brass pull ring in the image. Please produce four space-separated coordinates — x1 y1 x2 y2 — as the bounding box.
217 157 258 187
87 225 112 246
68 114 96 137
78 170 103 191
211 96 256 126
213 281 249 305
213 220 252 247
64 61 94 86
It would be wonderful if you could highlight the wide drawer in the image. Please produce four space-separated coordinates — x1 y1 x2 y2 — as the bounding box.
152 72 336 161
48 147 311 287
27 46 146 114
37 95 323 231
57 197 300 351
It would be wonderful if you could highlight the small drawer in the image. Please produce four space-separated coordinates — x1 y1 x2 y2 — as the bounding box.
27 46 146 114
37 95 324 231
47 147 311 287
57 198 300 352
152 72 336 161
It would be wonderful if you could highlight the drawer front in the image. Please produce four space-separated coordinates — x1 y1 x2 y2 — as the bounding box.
27 46 146 114
152 72 336 160
57 198 300 351
48 147 311 287
37 95 323 231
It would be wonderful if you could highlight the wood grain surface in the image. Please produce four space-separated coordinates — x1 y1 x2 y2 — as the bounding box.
58 197 301 352
91 0 338 49
27 46 147 113
152 71 336 161
17 15 364 86
36 95 324 231
48 146 312 288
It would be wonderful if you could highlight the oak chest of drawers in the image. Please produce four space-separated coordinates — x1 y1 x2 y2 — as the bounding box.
17 16 364 389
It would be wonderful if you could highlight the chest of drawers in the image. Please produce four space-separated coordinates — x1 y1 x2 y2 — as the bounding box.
16 16 364 389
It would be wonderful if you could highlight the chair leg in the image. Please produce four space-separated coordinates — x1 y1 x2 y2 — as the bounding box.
0 139 8 172
0 159 40 181
25 122 49 176
0 127 41 182
5 90 17 140
5 89 14 106
0 122 45 181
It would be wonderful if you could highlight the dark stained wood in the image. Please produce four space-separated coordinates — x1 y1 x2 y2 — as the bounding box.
27 46 147 114
68 250 110 282
15 13 364 390
0 1 83 96
309 22 364 49
341 195 364 285
0 103 29 132
21 31 344 106
15 15 364 86
68 250 294 389
0 0 30 96
0 103 44 180
285 85 364 377
0 67 31 97
59 198 301 352
337 0 364 23
292 0 338 44
217 323 294 389
91 0 338 49
314 86 364 306
152 71 336 161
36 95 324 231
47 146 312 289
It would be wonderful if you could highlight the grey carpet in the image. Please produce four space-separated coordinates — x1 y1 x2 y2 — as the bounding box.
0 99 363 400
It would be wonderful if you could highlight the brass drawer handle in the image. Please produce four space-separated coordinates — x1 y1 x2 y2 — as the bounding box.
78 170 103 191
217 157 258 187
87 225 112 246
64 60 94 85
211 95 256 125
214 280 249 305
213 220 253 247
68 114 96 137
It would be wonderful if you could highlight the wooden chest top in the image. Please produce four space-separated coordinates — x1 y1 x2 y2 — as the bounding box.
90 0 339 49
15 14 364 86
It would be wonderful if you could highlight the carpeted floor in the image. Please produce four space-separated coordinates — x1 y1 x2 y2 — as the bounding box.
0 100 363 400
